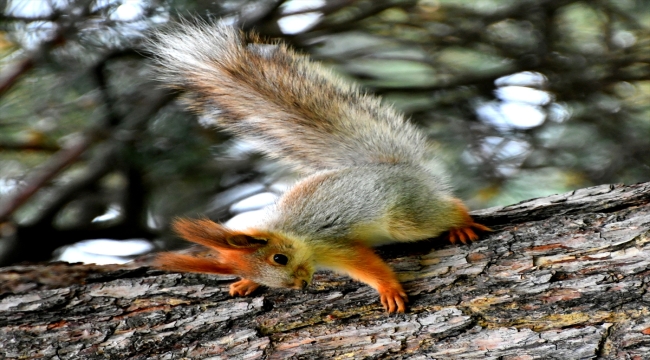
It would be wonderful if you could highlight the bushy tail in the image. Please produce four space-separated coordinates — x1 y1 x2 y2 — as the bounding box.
147 21 433 174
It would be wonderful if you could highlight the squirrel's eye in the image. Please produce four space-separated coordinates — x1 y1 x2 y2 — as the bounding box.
273 254 288 265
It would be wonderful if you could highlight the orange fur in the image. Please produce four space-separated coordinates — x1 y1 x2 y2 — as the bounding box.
229 279 260 296
318 243 408 313
155 252 234 274
161 219 278 278
172 218 267 252
446 199 492 244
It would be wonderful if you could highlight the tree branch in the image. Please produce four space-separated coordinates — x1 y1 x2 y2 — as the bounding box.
1 181 650 358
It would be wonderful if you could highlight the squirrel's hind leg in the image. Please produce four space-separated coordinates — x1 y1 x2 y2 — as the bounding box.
446 199 491 245
447 222 491 244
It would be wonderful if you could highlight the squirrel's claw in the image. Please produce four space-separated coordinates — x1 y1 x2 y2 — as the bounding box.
448 222 491 245
379 287 408 313
229 278 260 296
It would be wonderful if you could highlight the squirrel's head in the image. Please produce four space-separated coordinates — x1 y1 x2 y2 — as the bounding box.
156 218 315 290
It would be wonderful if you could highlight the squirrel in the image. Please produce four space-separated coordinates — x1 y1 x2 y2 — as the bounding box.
147 21 489 313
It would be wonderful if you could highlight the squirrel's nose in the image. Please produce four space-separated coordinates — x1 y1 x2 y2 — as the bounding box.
293 279 308 290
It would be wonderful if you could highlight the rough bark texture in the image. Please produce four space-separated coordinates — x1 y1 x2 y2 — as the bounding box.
2 182 650 359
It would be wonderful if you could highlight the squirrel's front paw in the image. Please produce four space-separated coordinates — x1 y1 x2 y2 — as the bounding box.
229 279 260 296
378 286 408 313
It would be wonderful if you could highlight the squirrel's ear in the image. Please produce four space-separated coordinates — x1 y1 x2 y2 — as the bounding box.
172 217 267 251
155 253 234 275
225 234 268 248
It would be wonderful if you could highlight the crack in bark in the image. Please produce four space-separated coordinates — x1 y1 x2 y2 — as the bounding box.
596 322 614 357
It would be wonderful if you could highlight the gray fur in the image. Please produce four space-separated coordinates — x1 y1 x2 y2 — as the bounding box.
267 164 457 245
146 21 446 180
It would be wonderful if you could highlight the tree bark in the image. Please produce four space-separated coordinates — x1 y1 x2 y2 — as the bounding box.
2 182 650 359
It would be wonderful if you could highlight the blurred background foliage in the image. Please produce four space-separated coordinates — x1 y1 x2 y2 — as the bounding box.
0 0 649 266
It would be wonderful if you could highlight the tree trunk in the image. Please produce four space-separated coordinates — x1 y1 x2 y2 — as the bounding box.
2 182 650 359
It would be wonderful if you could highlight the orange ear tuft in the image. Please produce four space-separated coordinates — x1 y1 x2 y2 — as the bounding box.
172 217 267 251
154 252 234 275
